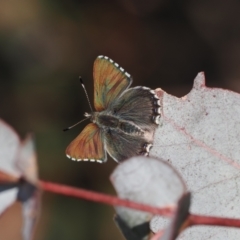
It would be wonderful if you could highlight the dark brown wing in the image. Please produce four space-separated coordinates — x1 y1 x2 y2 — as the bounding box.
109 87 161 132
104 128 152 162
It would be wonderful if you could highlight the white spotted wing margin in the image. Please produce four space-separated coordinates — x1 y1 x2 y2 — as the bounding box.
66 123 107 163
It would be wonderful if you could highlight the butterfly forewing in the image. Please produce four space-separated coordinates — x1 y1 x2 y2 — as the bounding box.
93 56 132 111
66 123 106 163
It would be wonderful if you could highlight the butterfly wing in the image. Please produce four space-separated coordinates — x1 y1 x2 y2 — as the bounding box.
104 128 152 162
66 123 106 163
109 86 161 132
93 56 132 111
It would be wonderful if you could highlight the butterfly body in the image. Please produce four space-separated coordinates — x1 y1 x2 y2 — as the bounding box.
66 56 161 163
90 111 144 136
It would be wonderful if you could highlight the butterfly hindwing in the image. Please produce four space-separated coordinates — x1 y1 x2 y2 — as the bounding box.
66 123 106 163
93 56 132 111
104 128 152 162
109 87 161 132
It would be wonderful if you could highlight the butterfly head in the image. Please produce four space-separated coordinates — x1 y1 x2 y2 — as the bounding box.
84 111 99 124
84 112 91 118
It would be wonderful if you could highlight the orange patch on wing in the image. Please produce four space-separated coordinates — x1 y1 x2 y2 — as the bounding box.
65 123 106 162
93 56 132 111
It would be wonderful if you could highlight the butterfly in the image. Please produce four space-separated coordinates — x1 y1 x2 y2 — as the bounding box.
65 55 161 163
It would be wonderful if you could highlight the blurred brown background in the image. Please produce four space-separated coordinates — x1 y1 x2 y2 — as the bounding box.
0 0 240 239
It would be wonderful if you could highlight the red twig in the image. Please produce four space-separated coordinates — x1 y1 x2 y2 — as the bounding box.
39 181 240 229
39 180 173 217
189 214 240 228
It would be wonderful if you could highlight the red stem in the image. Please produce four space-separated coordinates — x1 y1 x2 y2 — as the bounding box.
39 180 173 217
189 214 240 228
39 180 240 229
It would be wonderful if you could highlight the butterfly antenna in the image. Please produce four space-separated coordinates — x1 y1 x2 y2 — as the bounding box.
63 117 89 131
79 76 94 113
